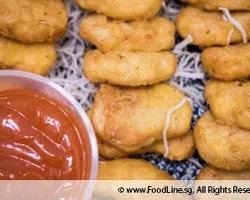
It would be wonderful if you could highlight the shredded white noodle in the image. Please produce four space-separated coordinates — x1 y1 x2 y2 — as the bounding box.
171 34 205 109
227 29 235 45
222 14 228 22
173 34 194 52
163 98 192 158
219 7 247 44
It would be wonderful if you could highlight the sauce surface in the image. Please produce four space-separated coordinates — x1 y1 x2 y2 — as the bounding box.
0 89 90 180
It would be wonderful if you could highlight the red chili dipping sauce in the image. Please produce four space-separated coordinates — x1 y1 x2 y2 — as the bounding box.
0 89 90 180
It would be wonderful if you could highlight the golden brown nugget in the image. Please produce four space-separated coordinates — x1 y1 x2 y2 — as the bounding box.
176 6 250 46
97 136 126 159
76 0 162 20
0 0 67 43
80 15 175 52
0 36 56 75
194 111 250 171
88 108 126 159
90 84 192 152
182 0 250 11
88 109 125 159
84 50 177 86
147 132 195 161
98 159 174 180
196 165 250 180
194 165 250 200
97 159 192 200
202 44 250 81
98 132 195 161
206 80 250 130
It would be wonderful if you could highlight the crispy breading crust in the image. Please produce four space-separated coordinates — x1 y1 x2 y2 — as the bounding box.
182 0 250 11
205 80 250 130
196 165 250 180
90 84 192 152
202 44 250 81
97 136 126 159
176 6 250 46
194 111 250 170
76 0 162 20
97 132 195 161
98 159 174 180
84 50 177 86
0 36 56 75
80 15 175 52
146 131 195 161
0 0 67 43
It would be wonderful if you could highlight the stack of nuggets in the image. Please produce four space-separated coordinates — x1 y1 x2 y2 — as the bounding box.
177 2 250 81
176 0 250 179
78 0 194 167
0 0 68 75
80 15 177 86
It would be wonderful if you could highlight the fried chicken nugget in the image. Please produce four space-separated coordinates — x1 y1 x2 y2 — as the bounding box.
98 159 174 180
182 0 250 11
194 111 250 170
76 0 162 20
206 80 250 130
90 84 192 152
202 44 250 81
84 50 177 86
97 132 195 161
97 136 126 159
0 0 67 43
196 165 250 180
0 36 56 75
144 131 195 161
176 6 250 46
80 15 175 52
97 159 192 200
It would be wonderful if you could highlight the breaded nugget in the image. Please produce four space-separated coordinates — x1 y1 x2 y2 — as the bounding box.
194 111 250 170
146 131 195 161
176 6 250 46
206 80 250 130
98 159 174 180
202 44 250 81
182 0 250 11
90 84 192 152
0 0 67 43
76 0 162 20
84 50 177 86
0 36 56 75
97 159 191 200
98 132 195 161
97 136 126 159
196 165 250 180
80 15 175 52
